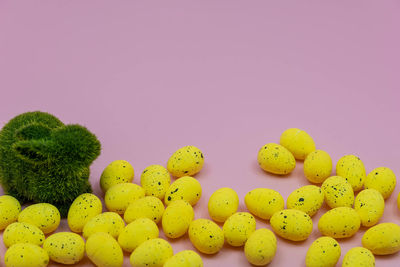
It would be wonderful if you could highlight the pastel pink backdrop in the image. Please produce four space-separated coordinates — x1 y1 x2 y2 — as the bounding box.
1 1 400 266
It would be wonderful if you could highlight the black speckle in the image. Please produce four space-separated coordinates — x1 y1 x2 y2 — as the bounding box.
167 196 171 201
298 198 304 202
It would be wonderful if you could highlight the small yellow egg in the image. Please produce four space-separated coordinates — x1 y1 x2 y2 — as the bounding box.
257 143 296 175
164 250 203 267
86 232 123 267
162 200 194 238
130 238 173 267
208 187 239 223
105 183 145 214
189 219 224 254
223 212 256 246
140 165 171 199
0 195 21 230
43 232 85 264
244 228 277 266
118 218 159 253
270 209 313 241
164 176 202 206
3 222 45 248
318 207 360 238
67 193 102 233
18 203 60 234
365 167 396 199
306 236 341 267
287 185 324 217
82 212 125 239
354 189 384 227
336 155 366 191
280 128 316 160
244 188 284 220
362 223 400 255
303 150 332 183
321 176 354 208
342 247 375 267
124 196 165 224
100 160 134 193
4 243 49 267
167 146 204 177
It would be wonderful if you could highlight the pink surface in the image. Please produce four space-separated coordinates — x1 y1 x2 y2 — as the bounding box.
1 1 400 266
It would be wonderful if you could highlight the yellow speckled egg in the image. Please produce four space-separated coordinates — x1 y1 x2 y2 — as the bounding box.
3 222 45 248
118 218 159 253
304 150 332 183
318 207 360 238
208 187 239 223
82 212 125 239
287 185 324 217
189 219 224 254
140 165 171 199
105 183 145 214
86 232 123 267
167 146 204 178
130 238 173 267
342 247 375 267
4 243 49 267
270 209 313 241
43 232 85 264
67 193 102 233
223 212 256 246
18 203 60 234
321 176 354 208
245 188 284 220
336 155 366 191
100 160 134 193
124 196 165 224
306 236 341 267
0 195 21 230
164 250 203 267
162 200 194 238
354 189 384 227
362 223 400 255
164 176 202 206
365 167 396 199
280 128 316 160
257 143 296 175
244 228 277 266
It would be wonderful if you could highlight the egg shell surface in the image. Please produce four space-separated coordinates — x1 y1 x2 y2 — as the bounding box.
279 128 316 160
257 143 296 175
140 165 171 199
164 250 203 267
188 219 224 254
321 176 354 208
342 247 375 267
244 188 284 220
4 243 49 267
105 183 145 214
223 212 256 246
124 196 165 224
303 150 332 183
164 176 202 206
162 200 194 238
336 155 366 191
130 238 173 267
270 209 313 241
362 223 400 255
167 145 204 177
354 189 384 227
365 167 396 199
286 185 324 217
318 207 360 238
82 212 125 239
18 203 60 234
244 228 277 266
0 195 21 230
43 232 85 264
305 236 341 267
86 232 123 267
100 159 134 193
67 193 102 233
118 218 159 253
208 187 239 223
3 222 45 248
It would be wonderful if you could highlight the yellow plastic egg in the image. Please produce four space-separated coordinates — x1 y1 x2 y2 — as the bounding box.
86 232 123 267
362 223 400 255
188 219 224 254
18 203 60 234
3 222 45 248
305 236 341 267
0 195 21 230
354 189 384 227
286 185 324 217
365 167 396 199
318 207 360 238
244 228 277 266
130 238 173 267
167 145 204 177
321 176 354 208
336 155 366 191
257 143 296 175
164 176 202 206
82 212 125 239
118 218 159 253
223 212 256 246
67 193 102 233
124 196 165 224
244 188 284 220
43 232 85 264
280 128 316 160
140 165 171 199
4 243 49 267
342 247 375 267
100 160 134 193
164 250 203 267
208 187 239 223
303 150 332 183
270 209 313 241
162 200 194 238
105 183 145 214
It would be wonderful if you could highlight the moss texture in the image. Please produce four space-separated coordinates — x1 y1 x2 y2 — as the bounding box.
0 111 101 217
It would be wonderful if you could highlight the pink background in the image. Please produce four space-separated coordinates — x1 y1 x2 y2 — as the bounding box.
1 1 400 266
